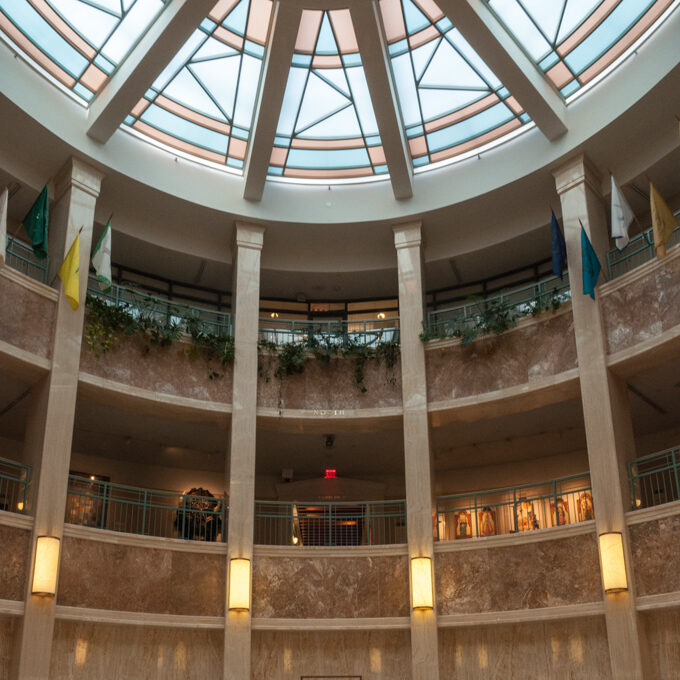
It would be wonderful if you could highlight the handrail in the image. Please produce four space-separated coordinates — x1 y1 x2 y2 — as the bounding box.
87 276 233 338
254 499 407 546
65 475 227 542
436 473 592 540
628 446 680 510
0 456 30 515
5 235 49 284
258 317 400 347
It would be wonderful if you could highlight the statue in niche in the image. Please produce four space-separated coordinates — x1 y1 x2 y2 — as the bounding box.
454 509 472 539
577 491 595 522
478 506 496 537
175 487 222 541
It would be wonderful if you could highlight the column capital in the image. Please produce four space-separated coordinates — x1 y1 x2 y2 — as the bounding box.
553 153 602 197
393 221 423 250
234 222 266 251
53 157 105 202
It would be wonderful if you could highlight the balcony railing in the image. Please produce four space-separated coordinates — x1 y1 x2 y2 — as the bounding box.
607 219 680 280
258 318 400 347
65 475 227 542
87 276 233 338
425 275 571 338
629 446 680 510
436 473 593 540
0 456 30 515
254 499 407 546
5 236 49 284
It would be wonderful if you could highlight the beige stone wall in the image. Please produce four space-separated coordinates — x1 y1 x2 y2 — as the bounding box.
49 621 223 679
0 616 18 680
252 554 409 618
251 630 412 680
641 608 680 680
0 524 30 601
57 537 225 616
438 617 611 679
629 513 680 596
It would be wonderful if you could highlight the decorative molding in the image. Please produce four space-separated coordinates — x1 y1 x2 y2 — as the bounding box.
251 616 410 631
54 605 224 629
254 543 408 559
0 264 57 300
0 511 33 531
601 242 680 295
0 598 24 616
636 590 680 612
626 500 680 525
0 339 51 374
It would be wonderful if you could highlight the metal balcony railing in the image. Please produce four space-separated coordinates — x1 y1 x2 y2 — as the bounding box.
629 446 680 510
5 236 49 284
258 318 400 347
0 456 30 515
436 473 593 540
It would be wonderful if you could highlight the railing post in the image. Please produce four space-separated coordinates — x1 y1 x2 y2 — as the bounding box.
513 487 518 533
672 449 680 503
100 481 108 530
629 461 637 510
141 489 148 535
553 480 559 526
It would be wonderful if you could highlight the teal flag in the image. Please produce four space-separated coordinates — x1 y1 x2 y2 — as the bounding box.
22 185 49 259
581 222 601 300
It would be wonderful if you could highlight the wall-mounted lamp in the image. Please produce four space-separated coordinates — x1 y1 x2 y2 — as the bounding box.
32 536 60 597
598 532 628 593
228 558 251 612
377 312 386 319
410 556 434 610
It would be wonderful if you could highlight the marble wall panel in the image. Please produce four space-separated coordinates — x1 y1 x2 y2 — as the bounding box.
79 333 232 402
602 251 680 354
629 514 680 596
50 621 222 680
0 524 30 601
257 354 402 411
426 312 577 402
251 630 411 680
0 273 55 358
57 537 225 616
0 616 18 680
438 616 611 679
436 534 601 614
642 608 680 680
252 555 409 618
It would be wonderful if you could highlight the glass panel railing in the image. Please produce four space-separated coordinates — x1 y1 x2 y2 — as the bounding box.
629 446 680 510
5 236 49 284
254 499 407 546
0 456 30 515
436 473 593 540
258 318 400 347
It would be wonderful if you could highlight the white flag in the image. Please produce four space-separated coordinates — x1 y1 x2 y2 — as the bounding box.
611 175 634 251
91 219 112 291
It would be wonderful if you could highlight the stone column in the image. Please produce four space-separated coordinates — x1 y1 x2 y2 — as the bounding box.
13 158 103 680
554 155 647 680
393 223 440 680
224 222 264 680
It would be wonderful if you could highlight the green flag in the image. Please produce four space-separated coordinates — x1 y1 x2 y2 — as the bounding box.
581 222 601 300
22 185 49 259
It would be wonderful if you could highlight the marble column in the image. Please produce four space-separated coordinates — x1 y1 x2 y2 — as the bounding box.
554 155 647 679
224 222 265 680
13 158 103 680
393 223 440 680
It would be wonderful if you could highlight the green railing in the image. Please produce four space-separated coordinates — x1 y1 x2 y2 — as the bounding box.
426 275 571 337
87 276 232 337
254 499 407 546
0 456 30 515
607 219 680 280
65 475 227 542
258 318 400 347
629 446 680 510
436 473 592 540
5 236 49 284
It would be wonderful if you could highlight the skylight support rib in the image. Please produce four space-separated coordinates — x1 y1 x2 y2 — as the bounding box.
351 0 413 200
87 0 217 144
441 0 568 141
243 1 302 201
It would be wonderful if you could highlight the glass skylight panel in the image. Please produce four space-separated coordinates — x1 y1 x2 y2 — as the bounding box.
379 0 529 168
0 0 166 101
268 9 387 180
487 0 675 97
124 0 272 170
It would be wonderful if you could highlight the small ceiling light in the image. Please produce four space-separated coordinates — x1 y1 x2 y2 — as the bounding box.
410 556 434 610
32 536 60 597
599 532 628 593
270 312 279 318
377 312 386 319
228 558 251 612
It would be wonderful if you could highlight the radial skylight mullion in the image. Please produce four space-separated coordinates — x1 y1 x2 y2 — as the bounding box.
400 0 429 143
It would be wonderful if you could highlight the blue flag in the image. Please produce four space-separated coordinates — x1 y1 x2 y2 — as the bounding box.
551 211 567 278
581 223 601 300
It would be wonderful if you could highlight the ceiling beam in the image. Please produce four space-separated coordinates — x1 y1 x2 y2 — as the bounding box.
243 2 302 202
439 0 568 141
87 0 216 144
351 1 413 200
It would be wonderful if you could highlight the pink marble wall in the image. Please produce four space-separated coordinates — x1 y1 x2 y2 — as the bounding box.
258 354 402 410
642 608 680 680
251 630 411 680
0 274 55 358
252 554 409 618
0 524 30 601
57 537 225 616
79 333 232 403
0 616 18 680
602 252 680 354
438 617 612 679
426 311 577 402
629 514 680 596
50 621 222 679
436 533 602 614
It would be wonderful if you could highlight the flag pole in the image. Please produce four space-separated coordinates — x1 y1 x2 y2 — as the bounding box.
49 226 84 287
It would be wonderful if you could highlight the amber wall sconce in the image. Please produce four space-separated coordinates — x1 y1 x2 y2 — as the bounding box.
228 558 251 611
32 536 60 597
410 556 434 610
599 532 628 593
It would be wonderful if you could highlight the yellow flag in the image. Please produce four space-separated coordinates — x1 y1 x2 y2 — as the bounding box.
650 182 678 256
58 233 80 310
